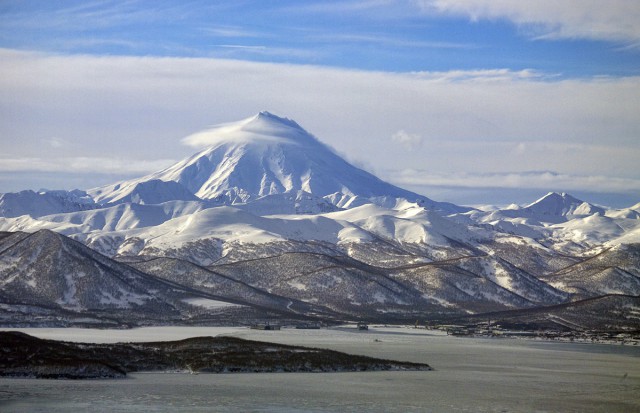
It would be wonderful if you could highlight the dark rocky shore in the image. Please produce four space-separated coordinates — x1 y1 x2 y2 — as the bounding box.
0 332 431 379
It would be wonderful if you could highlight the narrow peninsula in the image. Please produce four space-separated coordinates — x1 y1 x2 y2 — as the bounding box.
0 332 431 379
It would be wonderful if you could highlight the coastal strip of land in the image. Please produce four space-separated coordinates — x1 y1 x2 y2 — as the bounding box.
0 331 431 379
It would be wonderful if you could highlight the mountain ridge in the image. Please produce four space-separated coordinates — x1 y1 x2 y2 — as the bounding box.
0 112 638 328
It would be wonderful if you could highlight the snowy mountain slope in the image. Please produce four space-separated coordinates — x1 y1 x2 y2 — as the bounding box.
477 239 580 277
79 207 371 262
450 294 640 332
450 192 640 253
37 200 210 233
0 230 173 312
0 200 213 240
538 244 640 298
1 231 638 325
549 213 638 247
453 255 569 304
0 189 95 218
522 192 605 218
462 192 605 225
608 226 640 245
0 206 360 263
0 192 484 262
209 252 436 317
45 201 488 266
88 112 470 214
98 179 201 205
205 249 575 316
128 256 340 319
0 229 256 326
606 208 640 220
390 263 535 313
1 188 637 275
234 190 340 215
0 191 338 241
336 203 490 245
0 111 638 327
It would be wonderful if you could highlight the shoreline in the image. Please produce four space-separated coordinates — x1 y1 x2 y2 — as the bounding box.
3 324 639 348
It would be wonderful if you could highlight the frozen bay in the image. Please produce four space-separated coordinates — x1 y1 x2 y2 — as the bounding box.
1 326 638 412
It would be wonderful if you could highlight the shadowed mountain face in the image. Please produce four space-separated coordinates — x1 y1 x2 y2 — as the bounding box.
0 230 173 310
0 230 293 327
0 113 638 329
1 228 638 329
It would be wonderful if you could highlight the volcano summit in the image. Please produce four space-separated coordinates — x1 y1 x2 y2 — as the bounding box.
88 112 466 213
0 112 638 329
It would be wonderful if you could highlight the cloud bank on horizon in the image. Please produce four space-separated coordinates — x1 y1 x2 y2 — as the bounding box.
0 1 638 207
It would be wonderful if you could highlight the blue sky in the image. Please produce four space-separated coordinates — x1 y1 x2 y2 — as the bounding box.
2 0 639 76
1 1 639 207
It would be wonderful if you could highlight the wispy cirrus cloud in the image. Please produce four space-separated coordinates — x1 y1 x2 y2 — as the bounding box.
200 26 266 38
211 45 322 59
309 33 477 50
416 0 640 45
281 0 402 15
0 1 179 31
214 45 268 51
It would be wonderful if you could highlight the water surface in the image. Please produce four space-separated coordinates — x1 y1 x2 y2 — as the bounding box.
1 326 638 412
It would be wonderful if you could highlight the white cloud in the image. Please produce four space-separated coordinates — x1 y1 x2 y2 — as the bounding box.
391 130 423 149
416 0 640 44
513 142 526 156
410 68 552 82
43 137 66 148
0 156 176 175
388 169 640 194
181 121 291 148
310 33 475 50
0 49 638 202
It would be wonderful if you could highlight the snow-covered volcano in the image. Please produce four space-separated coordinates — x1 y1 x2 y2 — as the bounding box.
1 113 639 327
88 112 466 213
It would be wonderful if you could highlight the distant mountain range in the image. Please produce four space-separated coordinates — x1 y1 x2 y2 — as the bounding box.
1 112 638 329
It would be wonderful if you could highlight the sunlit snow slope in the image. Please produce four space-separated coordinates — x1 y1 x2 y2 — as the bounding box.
88 112 467 213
